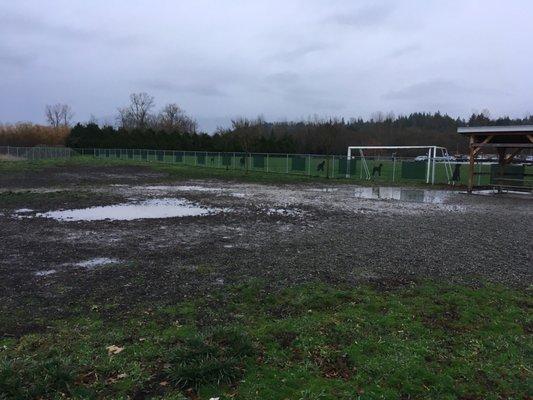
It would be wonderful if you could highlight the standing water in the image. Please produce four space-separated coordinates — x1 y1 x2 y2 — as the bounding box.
353 187 451 204
37 198 220 221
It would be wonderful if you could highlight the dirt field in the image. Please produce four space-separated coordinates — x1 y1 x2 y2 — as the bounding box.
1 164 531 337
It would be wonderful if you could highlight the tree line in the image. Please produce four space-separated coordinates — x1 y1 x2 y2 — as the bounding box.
2 92 532 154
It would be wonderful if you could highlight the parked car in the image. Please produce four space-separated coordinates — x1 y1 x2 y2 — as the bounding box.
414 155 456 162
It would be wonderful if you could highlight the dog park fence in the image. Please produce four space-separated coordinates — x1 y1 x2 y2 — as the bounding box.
1 145 532 189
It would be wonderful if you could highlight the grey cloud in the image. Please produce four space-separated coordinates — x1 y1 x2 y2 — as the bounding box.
383 80 509 101
0 12 89 40
264 72 300 84
266 43 329 62
0 1 531 131
261 71 342 110
0 11 139 47
386 45 421 59
326 3 394 28
142 79 227 97
0 48 32 68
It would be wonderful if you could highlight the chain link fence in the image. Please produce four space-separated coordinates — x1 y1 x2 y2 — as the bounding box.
2 145 532 188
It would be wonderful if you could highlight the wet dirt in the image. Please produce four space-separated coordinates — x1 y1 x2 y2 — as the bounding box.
0 164 531 336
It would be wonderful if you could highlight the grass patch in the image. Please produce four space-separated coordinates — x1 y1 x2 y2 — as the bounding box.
0 282 530 399
0 156 454 187
0 190 88 207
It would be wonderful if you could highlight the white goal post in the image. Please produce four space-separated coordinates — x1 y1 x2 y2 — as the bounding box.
346 146 453 184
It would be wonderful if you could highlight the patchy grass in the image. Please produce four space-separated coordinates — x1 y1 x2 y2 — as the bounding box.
0 157 144 174
0 190 123 210
1 282 530 399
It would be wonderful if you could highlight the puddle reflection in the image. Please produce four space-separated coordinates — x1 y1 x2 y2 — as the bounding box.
37 198 219 221
353 187 450 204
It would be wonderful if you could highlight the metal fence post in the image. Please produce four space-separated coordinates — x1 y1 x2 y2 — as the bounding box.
286 154 289 173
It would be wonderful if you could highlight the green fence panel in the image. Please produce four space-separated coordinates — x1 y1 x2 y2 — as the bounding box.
253 155 265 169
490 164 525 186
291 155 306 172
174 152 183 163
221 155 232 166
207 152 218 167
197 153 206 165
235 153 247 169
401 161 426 180
337 158 356 176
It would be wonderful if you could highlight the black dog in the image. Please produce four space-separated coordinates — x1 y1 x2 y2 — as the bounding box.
452 163 461 184
372 163 383 177
317 160 325 172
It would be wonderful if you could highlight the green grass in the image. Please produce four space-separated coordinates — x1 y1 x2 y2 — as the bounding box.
1 282 530 399
0 156 463 187
3 150 532 187
0 157 136 173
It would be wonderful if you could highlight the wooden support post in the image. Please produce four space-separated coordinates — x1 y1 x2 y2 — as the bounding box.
496 147 507 193
467 135 476 193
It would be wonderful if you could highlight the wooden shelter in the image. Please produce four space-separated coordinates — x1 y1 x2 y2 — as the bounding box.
457 125 533 192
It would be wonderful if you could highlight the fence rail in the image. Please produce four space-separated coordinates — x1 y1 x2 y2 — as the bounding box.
1 145 532 189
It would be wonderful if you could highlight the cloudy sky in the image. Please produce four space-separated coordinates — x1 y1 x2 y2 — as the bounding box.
1 0 532 131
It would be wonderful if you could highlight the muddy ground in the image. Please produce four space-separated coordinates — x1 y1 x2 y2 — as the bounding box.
0 164 531 336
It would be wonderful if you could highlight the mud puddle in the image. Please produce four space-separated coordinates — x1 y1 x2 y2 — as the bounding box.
36 198 221 221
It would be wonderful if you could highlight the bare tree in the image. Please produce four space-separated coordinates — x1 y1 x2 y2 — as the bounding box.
117 92 155 129
158 103 197 133
370 111 385 123
130 92 155 128
87 114 99 125
117 107 134 129
45 103 74 127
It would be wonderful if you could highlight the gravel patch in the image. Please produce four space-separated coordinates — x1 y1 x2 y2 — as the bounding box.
0 166 531 335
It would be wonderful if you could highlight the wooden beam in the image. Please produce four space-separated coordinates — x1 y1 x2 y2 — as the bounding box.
473 143 533 149
472 135 494 156
503 148 523 165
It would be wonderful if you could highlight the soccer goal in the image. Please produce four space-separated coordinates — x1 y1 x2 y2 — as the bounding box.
346 146 453 184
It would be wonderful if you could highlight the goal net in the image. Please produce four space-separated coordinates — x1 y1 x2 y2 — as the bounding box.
346 146 453 184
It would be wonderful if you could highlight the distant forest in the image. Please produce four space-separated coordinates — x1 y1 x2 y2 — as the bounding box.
2 93 532 155
67 112 533 155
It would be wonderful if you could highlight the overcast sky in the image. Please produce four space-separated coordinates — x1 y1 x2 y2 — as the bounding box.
1 0 532 132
